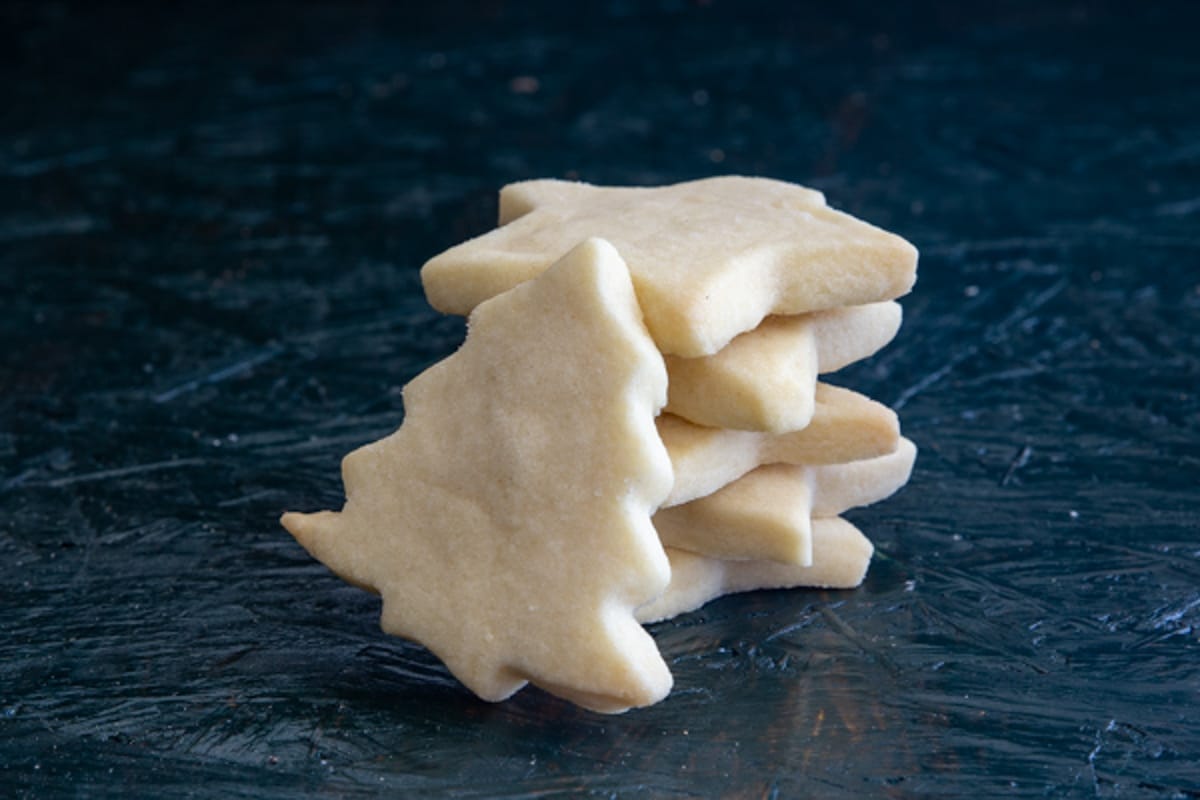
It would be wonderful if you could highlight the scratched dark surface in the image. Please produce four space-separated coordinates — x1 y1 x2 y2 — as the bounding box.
3 1 1199 797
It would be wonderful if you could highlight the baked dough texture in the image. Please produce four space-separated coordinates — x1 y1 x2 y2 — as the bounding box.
422 176 917 357
283 239 675 713
654 437 917 565
659 383 899 507
663 301 902 432
636 518 876 625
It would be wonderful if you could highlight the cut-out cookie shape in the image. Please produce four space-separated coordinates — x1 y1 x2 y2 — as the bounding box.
664 301 902 432
661 383 899 507
654 437 917 565
636 518 874 624
282 238 675 714
811 436 917 518
422 177 918 357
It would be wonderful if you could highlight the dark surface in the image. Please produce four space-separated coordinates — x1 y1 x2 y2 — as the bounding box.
3 1 1199 797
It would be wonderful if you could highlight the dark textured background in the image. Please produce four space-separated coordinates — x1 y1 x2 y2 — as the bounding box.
2 1 1199 797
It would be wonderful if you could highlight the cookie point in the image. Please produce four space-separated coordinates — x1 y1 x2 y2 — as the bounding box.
280 510 317 546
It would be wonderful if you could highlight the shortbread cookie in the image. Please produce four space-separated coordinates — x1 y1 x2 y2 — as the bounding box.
282 239 675 714
813 301 904 375
655 465 814 566
664 301 902 432
636 518 874 624
811 436 918 518
653 437 916 565
422 177 918 357
661 383 899 507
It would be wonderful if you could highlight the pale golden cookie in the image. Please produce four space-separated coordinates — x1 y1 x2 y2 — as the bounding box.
652 437 916 565
655 464 814 566
811 436 918 518
660 383 899 507
282 238 675 714
422 177 918 357
664 301 903 431
813 301 904 374
636 518 875 624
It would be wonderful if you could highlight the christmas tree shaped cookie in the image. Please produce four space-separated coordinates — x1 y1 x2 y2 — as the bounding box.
282 239 675 713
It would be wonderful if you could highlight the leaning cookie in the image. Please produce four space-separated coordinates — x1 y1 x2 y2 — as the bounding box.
283 238 675 714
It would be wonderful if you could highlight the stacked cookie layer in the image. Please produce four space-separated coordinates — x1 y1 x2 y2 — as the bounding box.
284 176 917 713
423 177 918 624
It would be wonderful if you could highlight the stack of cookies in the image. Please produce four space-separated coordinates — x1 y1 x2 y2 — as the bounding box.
422 177 918 623
284 177 917 713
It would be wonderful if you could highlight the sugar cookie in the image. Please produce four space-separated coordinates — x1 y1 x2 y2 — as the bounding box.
282 238 674 713
811 436 918 517
653 437 916 565
661 383 899 507
636 518 875 624
663 301 902 431
422 177 918 357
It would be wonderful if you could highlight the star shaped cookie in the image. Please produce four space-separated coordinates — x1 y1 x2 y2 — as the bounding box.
422 177 918 357
653 437 917 565
660 383 899 507
282 239 675 713
664 301 902 432
637 518 875 624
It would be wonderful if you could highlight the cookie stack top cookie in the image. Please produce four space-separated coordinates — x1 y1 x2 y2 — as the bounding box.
423 176 916 357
